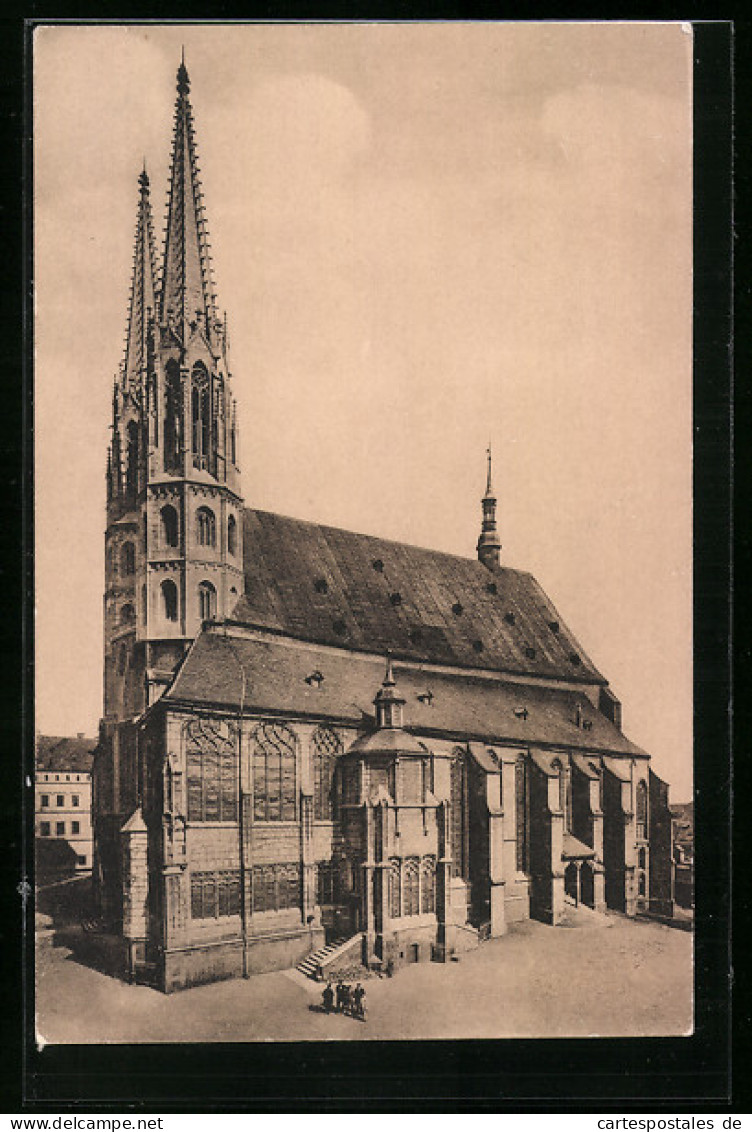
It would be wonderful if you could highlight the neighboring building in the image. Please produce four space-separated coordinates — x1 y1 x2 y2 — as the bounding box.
92 61 674 992
36 734 95 879
670 801 694 908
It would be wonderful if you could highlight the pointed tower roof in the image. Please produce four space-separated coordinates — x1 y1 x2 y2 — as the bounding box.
159 57 218 338
122 167 157 389
484 442 495 499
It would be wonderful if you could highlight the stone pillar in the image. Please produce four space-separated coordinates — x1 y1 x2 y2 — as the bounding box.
623 777 637 916
120 807 149 981
363 802 376 960
300 792 315 924
487 774 506 937
435 800 454 960
548 773 565 925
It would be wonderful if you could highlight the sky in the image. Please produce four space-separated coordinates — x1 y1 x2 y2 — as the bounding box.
34 22 694 798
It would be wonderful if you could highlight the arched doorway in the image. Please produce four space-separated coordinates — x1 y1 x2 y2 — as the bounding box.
564 862 579 904
580 861 595 908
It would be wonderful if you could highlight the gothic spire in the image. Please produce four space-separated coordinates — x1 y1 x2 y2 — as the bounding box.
159 57 218 339
477 444 502 570
122 167 157 390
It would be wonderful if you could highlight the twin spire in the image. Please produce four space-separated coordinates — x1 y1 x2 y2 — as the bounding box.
121 57 219 383
122 167 157 388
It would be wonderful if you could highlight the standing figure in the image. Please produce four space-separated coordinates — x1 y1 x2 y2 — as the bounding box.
322 982 334 1014
352 983 366 1021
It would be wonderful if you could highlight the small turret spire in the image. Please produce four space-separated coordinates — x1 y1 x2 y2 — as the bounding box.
477 444 502 570
374 653 406 730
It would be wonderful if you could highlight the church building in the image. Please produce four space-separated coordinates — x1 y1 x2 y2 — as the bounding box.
92 61 673 992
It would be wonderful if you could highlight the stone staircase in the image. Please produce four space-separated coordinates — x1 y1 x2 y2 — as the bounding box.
296 935 360 981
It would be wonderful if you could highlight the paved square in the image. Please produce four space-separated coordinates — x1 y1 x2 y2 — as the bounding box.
36 898 692 1043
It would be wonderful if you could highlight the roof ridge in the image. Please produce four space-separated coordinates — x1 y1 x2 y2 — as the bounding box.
244 505 528 576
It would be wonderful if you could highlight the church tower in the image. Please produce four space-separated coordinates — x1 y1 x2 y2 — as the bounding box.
103 59 244 727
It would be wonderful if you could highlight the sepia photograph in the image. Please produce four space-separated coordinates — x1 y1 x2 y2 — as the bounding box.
33 21 694 1044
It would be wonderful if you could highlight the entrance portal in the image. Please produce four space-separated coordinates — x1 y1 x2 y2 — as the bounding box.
580 861 595 908
564 862 579 905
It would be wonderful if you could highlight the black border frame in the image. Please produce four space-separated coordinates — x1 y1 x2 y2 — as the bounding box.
3 13 736 1112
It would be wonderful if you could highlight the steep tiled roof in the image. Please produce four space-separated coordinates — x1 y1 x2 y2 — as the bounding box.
234 509 604 684
36 735 96 773
164 632 643 757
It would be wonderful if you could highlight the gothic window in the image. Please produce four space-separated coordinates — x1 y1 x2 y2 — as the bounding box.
120 603 135 625
164 361 182 472
185 718 238 823
450 749 468 879
312 726 342 820
388 858 401 919
141 584 146 621
636 779 648 840
316 861 337 905
126 421 139 495
515 756 528 873
404 857 420 916
161 579 178 622
120 541 135 575
107 545 116 577
252 722 297 822
212 376 223 472
190 871 241 919
198 580 217 621
117 644 127 675
191 364 211 471
251 863 301 913
227 514 237 556
340 761 360 806
421 855 436 915
401 759 422 804
161 504 179 547
197 506 216 547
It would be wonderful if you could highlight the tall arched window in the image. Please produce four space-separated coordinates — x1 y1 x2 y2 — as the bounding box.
120 541 135 575
198 580 217 622
388 858 401 919
191 363 211 470
120 603 135 625
515 755 528 873
227 514 237 556
161 504 179 547
252 722 297 822
126 421 139 495
164 360 182 472
212 376 223 473
197 506 216 547
636 779 648 840
161 579 178 622
185 718 238 823
312 726 342 820
404 857 420 916
450 749 468 879
421 855 436 914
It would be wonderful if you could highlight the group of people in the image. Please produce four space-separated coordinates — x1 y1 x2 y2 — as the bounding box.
322 979 366 1021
